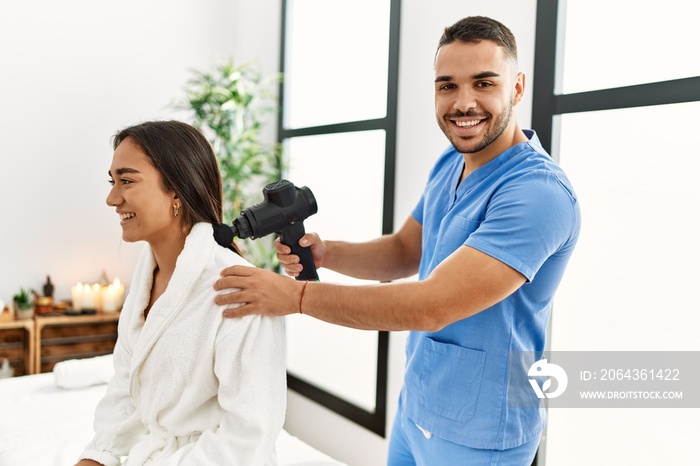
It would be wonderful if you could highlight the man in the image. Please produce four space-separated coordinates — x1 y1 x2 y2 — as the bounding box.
214 16 580 465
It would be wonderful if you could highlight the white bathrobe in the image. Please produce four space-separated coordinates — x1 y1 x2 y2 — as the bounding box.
80 223 286 466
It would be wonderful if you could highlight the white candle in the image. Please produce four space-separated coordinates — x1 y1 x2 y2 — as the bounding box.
101 284 118 312
113 278 125 310
81 283 95 310
71 283 84 311
92 283 103 311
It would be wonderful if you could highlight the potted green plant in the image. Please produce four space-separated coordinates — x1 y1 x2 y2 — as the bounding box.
174 58 283 269
12 288 34 320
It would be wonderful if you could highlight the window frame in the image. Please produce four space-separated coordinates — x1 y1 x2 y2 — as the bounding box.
277 0 402 437
532 0 700 156
531 1 700 464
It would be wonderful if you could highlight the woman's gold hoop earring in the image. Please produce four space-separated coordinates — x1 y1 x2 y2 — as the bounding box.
174 204 180 217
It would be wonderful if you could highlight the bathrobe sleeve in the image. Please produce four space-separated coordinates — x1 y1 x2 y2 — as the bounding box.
162 314 286 465
79 333 147 466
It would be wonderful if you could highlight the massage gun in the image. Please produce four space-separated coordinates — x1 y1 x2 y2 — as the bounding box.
215 179 319 281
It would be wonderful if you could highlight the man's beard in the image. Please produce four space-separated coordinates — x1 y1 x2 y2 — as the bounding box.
441 103 514 154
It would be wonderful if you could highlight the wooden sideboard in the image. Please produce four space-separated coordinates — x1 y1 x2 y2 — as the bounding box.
0 319 35 376
0 312 119 376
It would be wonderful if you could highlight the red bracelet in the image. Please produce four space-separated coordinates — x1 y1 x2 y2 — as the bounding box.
299 281 309 314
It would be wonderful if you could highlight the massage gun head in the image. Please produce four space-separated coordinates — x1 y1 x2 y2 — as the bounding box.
230 179 317 240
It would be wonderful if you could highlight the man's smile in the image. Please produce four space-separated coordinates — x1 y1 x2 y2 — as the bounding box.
450 117 486 135
454 119 482 128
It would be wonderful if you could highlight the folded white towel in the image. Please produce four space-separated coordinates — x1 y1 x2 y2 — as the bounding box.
53 354 114 389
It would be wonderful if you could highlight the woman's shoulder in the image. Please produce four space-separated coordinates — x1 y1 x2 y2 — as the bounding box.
211 243 255 270
215 311 286 352
208 244 285 322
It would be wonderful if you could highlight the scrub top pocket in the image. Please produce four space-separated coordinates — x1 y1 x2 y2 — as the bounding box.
415 337 486 423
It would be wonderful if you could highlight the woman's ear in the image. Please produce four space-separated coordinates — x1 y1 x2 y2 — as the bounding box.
170 192 181 217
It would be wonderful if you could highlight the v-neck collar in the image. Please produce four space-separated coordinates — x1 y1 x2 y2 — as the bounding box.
451 131 538 203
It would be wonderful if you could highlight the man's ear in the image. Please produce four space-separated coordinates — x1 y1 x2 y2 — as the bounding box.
512 71 526 106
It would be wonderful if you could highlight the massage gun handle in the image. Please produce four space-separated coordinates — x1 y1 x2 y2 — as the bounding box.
279 222 319 282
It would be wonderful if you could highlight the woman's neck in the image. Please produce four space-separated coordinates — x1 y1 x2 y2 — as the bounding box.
149 225 189 278
146 227 188 316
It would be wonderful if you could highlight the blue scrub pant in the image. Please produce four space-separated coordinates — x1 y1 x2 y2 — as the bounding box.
387 404 541 466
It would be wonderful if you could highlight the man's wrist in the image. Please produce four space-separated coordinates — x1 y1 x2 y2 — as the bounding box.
298 281 309 314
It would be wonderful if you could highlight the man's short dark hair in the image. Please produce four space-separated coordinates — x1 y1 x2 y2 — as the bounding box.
437 16 518 64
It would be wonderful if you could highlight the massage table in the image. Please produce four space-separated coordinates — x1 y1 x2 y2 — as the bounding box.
0 358 345 466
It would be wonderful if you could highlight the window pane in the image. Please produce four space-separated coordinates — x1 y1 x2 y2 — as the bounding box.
283 0 390 128
561 0 700 93
285 130 386 254
547 101 700 464
286 316 379 411
284 130 386 410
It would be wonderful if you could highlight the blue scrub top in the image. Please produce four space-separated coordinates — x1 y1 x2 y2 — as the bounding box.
404 130 580 449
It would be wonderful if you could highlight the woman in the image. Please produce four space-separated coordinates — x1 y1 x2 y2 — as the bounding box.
75 121 286 465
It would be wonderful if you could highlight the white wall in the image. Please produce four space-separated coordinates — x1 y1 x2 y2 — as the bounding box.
0 1 536 465
0 0 248 305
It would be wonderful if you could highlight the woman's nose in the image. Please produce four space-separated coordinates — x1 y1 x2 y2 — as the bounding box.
106 186 121 207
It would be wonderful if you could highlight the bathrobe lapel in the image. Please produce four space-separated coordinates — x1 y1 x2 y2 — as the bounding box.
127 223 216 400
